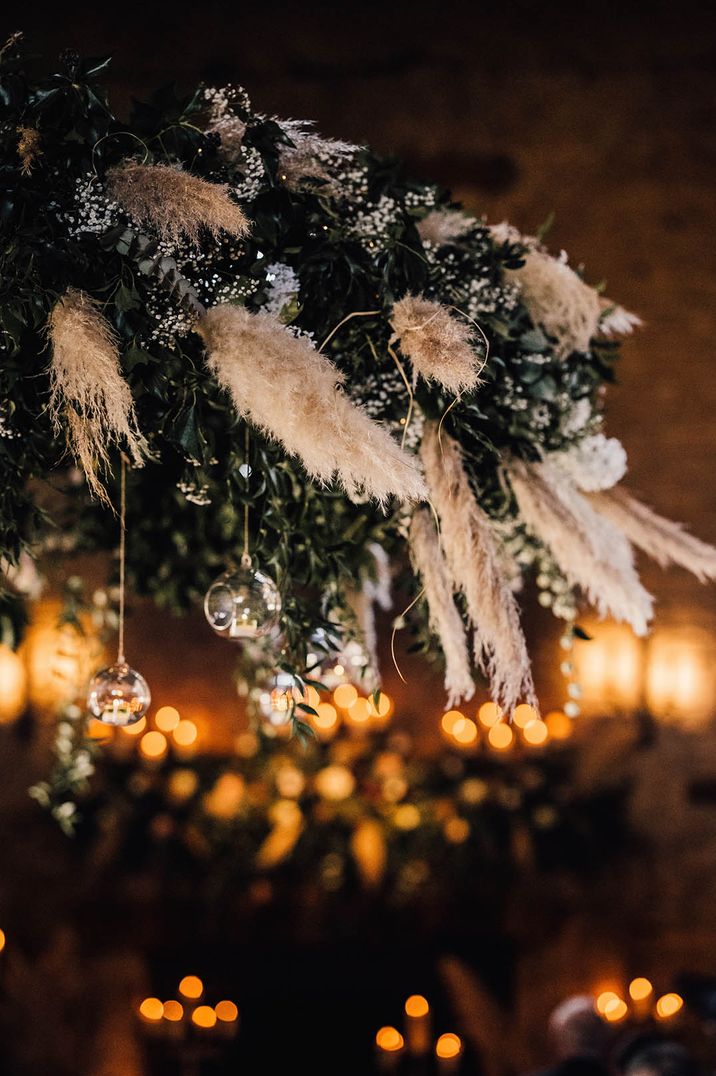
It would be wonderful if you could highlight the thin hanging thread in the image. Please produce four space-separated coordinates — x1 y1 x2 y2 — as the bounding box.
241 424 251 568
117 454 127 665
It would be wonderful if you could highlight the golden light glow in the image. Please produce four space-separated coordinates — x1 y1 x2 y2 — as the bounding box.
545 710 573 740
629 977 653 1001
203 773 246 819
452 717 478 746
314 703 338 730
523 720 549 746
574 622 642 714
376 1026 404 1052
444 816 470 843
121 715 146 736
314 765 356 801
436 1033 462 1059
346 697 371 724
87 718 112 740
162 1000 184 1022
333 683 358 710
393 804 421 830
215 1000 239 1023
603 998 628 1023
304 685 321 710
140 730 168 759
155 706 180 732
656 993 684 1019
488 722 513 750
405 995 430 1018
0 929 6 952
595 991 621 1015
441 710 464 735
478 701 502 727
0 645 27 724
139 997 164 1021
192 1005 217 1029
513 703 538 729
179 975 204 1000
173 720 198 747
368 692 392 719
645 628 716 727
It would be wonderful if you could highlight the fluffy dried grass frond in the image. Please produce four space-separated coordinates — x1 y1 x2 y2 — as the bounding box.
107 163 250 245
509 459 653 634
345 545 394 692
599 302 643 336
507 249 602 358
17 126 41 175
421 425 536 712
197 304 426 505
276 121 358 191
390 295 484 395
590 486 716 582
409 508 475 706
417 209 474 246
47 289 145 502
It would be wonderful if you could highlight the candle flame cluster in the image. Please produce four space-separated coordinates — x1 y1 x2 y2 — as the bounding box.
89 702 200 760
441 703 574 752
595 979 684 1024
375 994 463 1068
138 974 239 1039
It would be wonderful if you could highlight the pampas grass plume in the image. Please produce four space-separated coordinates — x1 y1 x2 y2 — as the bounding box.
48 289 144 502
391 295 484 395
107 162 250 244
197 304 426 505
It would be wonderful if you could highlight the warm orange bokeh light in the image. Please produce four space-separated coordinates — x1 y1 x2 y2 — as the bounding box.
656 993 684 1019
346 697 371 723
368 692 392 719
441 710 464 735
304 685 321 710
139 997 164 1021
376 1026 404 1052
478 702 502 727
87 718 112 740
173 720 198 747
545 710 573 740
162 1000 184 1022
155 706 180 732
179 975 204 1000
629 977 653 1001
0 929 6 952
215 1000 239 1022
596 991 621 1015
603 998 628 1022
513 703 538 728
452 717 478 746
314 703 338 730
192 1005 217 1029
436 1034 462 1059
523 720 549 746
405 994 430 1018
140 731 168 759
488 722 513 750
121 715 147 736
333 683 358 710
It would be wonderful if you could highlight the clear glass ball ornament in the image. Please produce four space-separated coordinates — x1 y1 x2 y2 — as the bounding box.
87 661 151 727
257 670 296 729
204 564 281 641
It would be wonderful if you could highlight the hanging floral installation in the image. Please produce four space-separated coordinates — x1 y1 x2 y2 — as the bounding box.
2 36 716 745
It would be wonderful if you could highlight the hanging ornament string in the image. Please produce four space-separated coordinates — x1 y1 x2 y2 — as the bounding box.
242 424 251 570
117 452 128 665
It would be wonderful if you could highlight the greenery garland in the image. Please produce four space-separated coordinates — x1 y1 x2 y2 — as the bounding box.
2 36 714 727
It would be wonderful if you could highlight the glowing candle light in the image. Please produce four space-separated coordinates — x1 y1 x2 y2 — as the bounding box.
656 993 684 1020
404 994 431 1056
179 975 204 1001
375 1026 404 1071
436 1032 463 1074
629 977 653 1019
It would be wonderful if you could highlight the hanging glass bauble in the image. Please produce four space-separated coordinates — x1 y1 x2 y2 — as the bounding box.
87 661 151 726
204 564 281 641
257 671 295 730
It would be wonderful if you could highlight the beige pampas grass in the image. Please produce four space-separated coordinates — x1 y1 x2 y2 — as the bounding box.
508 459 653 634
421 425 536 712
417 209 473 246
590 486 716 582
506 249 602 358
409 509 475 706
599 302 643 336
197 304 426 505
47 289 145 502
107 163 250 245
390 295 484 395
